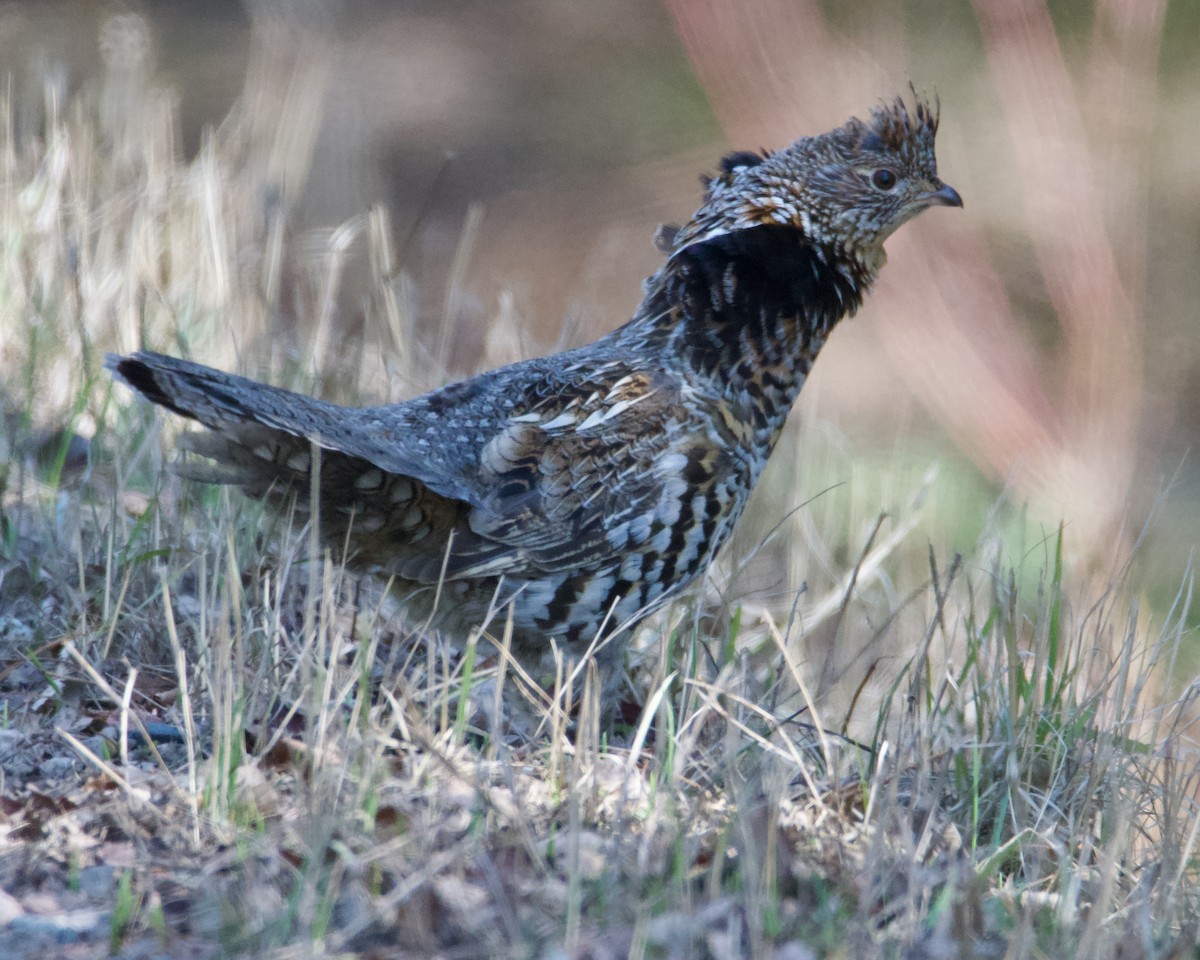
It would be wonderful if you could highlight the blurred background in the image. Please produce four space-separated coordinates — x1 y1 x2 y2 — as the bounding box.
1 0 1197 665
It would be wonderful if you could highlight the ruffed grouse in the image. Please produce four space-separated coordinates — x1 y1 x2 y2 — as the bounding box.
110 96 960 686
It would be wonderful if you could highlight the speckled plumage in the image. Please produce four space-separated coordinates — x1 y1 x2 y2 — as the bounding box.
109 95 960 691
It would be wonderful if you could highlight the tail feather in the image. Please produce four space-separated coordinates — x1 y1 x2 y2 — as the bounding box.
108 350 488 582
106 351 347 436
173 425 300 491
108 351 357 498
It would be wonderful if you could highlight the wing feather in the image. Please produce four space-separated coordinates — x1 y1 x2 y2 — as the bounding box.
112 350 694 586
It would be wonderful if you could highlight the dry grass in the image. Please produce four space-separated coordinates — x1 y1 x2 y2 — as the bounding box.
1 8 1198 960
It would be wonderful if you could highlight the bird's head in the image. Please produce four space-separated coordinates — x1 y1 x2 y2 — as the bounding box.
666 94 962 274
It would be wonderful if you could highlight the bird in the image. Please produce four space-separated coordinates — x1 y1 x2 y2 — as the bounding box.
109 95 961 700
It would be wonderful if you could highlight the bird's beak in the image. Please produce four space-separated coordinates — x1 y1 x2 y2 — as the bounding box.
926 181 963 208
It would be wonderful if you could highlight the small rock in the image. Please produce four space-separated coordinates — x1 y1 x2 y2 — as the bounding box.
7 907 109 944
772 943 818 960
0 888 23 924
78 864 116 900
39 756 79 779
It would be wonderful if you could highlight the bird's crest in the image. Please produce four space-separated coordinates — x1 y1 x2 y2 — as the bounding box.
850 94 940 172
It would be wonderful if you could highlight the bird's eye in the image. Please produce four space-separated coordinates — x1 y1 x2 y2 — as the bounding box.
871 169 898 191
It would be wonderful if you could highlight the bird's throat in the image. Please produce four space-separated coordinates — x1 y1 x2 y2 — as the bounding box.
632 225 871 408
